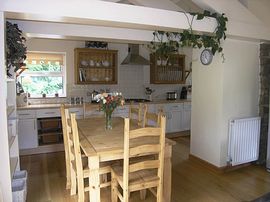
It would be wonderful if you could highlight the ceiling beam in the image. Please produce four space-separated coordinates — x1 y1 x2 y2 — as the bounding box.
0 0 216 33
128 0 183 12
10 20 155 43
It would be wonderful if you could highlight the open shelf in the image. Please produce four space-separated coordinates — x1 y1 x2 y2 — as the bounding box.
6 78 15 82
9 136 16 149
75 48 118 84
10 157 18 178
150 54 186 84
7 105 15 117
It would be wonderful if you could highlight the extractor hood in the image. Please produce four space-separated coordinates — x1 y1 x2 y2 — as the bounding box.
121 44 150 65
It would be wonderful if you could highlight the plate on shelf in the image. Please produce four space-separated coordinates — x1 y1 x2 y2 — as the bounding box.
81 60 88 66
102 60 110 67
89 60 95 67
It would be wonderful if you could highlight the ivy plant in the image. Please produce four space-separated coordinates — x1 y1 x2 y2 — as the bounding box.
6 21 27 77
148 10 228 61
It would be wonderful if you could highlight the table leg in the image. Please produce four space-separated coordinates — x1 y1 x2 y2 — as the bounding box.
88 156 100 202
163 145 172 202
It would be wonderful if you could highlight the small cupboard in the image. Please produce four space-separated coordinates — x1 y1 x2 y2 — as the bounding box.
150 53 186 84
74 48 118 84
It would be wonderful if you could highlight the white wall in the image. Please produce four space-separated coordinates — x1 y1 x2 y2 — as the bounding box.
26 38 192 102
220 39 260 166
0 12 12 201
191 38 260 167
190 48 224 166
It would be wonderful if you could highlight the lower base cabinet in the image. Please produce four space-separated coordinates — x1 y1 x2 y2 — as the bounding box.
18 118 38 149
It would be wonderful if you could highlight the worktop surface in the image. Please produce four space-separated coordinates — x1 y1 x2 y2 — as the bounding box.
17 99 191 110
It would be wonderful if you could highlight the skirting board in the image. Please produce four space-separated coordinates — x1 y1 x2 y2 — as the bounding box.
189 154 251 174
20 144 64 156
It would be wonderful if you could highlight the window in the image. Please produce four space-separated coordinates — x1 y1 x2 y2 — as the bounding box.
18 52 66 98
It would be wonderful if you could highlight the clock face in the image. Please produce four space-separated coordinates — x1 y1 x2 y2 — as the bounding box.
200 49 213 65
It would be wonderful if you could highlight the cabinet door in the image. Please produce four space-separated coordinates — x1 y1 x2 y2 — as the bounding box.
170 110 183 132
182 109 191 131
165 112 172 133
18 119 38 149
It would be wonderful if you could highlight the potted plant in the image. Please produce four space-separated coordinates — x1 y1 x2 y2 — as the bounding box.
6 21 27 77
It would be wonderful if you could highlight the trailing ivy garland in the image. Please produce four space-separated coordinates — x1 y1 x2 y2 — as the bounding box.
148 10 228 60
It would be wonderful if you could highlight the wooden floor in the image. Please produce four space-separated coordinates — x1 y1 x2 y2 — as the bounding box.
20 135 270 202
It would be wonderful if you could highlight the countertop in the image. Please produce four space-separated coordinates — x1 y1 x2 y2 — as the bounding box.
17 99 191 110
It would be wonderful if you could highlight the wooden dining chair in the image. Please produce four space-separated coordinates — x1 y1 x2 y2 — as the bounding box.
60 104 73 191
129 103 143 127
111 115 166 202
142 104 162 128
69 113 111 202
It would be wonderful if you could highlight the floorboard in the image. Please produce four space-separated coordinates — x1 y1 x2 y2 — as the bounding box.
20 134 270 202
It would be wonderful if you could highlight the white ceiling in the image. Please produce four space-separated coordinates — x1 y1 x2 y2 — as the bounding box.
102 0 202 12
103 0 270 29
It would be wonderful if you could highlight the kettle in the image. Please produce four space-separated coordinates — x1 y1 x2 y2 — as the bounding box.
180 87 187 99
91 90 99 103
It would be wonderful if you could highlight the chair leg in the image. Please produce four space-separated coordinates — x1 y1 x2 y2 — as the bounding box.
111 172 118 202
77 174 85 202
140 189 147 200
123 187 129 202
70 169 77 196
66 178 71 190
156 185 162 202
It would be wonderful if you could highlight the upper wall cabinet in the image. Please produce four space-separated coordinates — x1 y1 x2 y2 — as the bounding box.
150 53 185 84
74 48 118 84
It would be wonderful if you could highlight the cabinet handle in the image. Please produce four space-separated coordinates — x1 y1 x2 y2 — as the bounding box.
34 120 36 130
45 112 56 114
19 113 31 116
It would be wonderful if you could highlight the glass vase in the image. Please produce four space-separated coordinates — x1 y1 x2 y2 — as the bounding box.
105 111 113 130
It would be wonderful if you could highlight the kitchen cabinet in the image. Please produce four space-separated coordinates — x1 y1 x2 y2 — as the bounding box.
113 106 129 118
69 107 84 119
182 102 191 131
150 53 185 84
18 118 38 149
164 103 184 133
74 48 118 84
18 107 84 150
36 108 63 145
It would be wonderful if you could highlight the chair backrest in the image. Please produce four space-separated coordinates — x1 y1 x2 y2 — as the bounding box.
60 104 71 187
123 116 166 194
129 103 143 127
142 104 162 128
69 113 85 198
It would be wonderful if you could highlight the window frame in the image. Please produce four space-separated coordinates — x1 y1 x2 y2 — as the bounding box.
20 51 67 98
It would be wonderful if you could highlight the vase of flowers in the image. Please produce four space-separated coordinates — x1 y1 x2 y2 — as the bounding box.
94 92 124 130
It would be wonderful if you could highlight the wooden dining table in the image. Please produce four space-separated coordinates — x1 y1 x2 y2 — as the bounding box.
77 117 175 202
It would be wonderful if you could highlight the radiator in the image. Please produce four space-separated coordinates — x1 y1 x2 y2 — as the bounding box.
228 117 261 166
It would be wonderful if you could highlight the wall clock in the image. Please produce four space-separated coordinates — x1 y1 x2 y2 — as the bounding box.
200 49 213 65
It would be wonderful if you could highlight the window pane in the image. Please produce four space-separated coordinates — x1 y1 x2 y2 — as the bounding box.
26 63 62 72
20 76 64 97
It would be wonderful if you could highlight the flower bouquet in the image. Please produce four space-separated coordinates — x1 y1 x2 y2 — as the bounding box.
94 92 124 130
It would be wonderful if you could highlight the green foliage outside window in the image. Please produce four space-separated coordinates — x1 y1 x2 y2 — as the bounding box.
19 63 64 97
